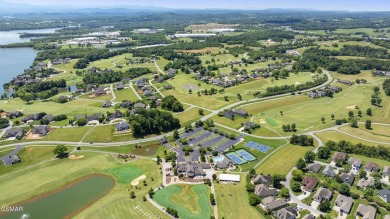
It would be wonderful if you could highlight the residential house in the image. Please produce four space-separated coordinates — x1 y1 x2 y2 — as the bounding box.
5 128 24 140
261 197 288 211
378 189 390 203
349 157 362 171
301 176 318 192
339 173 355 185
302 215 315 219
274 206 297 219
133 103 146 109
383 166 390 181
325 86 341 93
255 184 278 198
122 100 132 108
313 188 332 203
176 162 206 178
108 110 124 121
365 162 379 172
232 109 249 117
223 110 235 119
357 177 374 189
338 79 353 86
137 82 145 88
32 125 49 136
356 204 376 219
6 111 23 118
334 194 354 214
159 136 168 145
22 114 40 123
332 152 347 162
102 101 112 108
253 174 272 185
323 165 336 178
3 155 21 166
307 163 322 173
164 85 173 90
42 114 54 123
95 87 106 96
116 122 130 132
243 122 256 129
143 90 153 96
215 156 235 169
117 82 125 90
87 113 103 121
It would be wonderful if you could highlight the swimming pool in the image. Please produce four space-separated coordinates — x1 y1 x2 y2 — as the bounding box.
213 155 226 163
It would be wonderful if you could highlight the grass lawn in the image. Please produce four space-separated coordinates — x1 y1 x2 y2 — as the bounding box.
80 145 132 154
174 107 209 127
214 174 265 219
83 125 115 143
339 124 390 144
153 184 212 219
315 130 383 146
44 126 93 142
348 154 390 168
47 60 83 86
0 152 168 219
79 92 113 101
255 144 314 176
0 145 60 175
114 88 140 102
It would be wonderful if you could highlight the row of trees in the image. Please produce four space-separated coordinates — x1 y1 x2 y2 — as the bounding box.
160 95 184 112
384 79 390 96
289 134 314 146
325 140 390 161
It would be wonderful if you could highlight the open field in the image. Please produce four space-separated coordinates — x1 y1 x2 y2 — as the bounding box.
174 107 210 127
0 98 108 119
332 28 390 38
44 126 93 142
214 174 265 219
83 125 115 143
315 130 378 146
255 144 314 176
114 88 140 102
0 152 167 219
80 145 132 154
339 124 390 144
153 184 212 219
47 59 83 86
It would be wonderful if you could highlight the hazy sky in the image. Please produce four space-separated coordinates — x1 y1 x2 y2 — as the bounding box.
5 0 390 11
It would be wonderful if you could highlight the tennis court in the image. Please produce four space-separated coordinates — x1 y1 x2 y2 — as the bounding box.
226 152 246 165
235 149 257 161
245 141 270 153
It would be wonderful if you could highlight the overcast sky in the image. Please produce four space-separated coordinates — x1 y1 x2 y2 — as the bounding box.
5 0 390 11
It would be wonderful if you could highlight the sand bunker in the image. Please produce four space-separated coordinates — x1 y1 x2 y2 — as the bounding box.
131 175 146 186
69 155 85 160
259 119 266 124
346 105 356 110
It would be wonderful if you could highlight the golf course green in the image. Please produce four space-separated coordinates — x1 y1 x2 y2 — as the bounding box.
153 184 212 219
0 174 115 219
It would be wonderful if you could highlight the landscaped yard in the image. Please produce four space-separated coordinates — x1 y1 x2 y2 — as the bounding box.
214 174 266 219
255 144 314 176
153 184 212 219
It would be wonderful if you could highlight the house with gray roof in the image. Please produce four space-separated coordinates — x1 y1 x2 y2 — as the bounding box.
274 206 297 219
255 184 278 198
313 188 332 203
302 215 315 219
214 156 234 169
32 125 49 136
42 114 54 123
102 100 112 108
6 111 23 118
332 152 347 162
356 204 376 219
253 174 272 185
261 197 288 211
383 166 390 181
232 108 249 117
108 110 123 121
5 128 24 140
378 189 390 203
365 162 379 172
176 162 206 178
334 194 354 214
116 122 129 132
339 173 355 185
95 87 106 96
307 163 322 173
322 165 336 178
349 157 362 171
357 177 374 189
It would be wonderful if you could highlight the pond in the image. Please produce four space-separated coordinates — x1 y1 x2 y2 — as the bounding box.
0 174 115 219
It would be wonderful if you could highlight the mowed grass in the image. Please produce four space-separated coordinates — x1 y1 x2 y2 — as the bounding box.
47 59 83 86
153 184 212 219
214 174 265 219
0 152 168 219
174 107 209 126
44 126 93 142
339 125 390 144
114 88 140 102
255 144 314 176
0 146 58 175
83 125 115 143
1 98 108 119
315 130 379 146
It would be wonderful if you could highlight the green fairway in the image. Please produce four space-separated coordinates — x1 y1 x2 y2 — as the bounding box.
315 130 379 146
214 174 265 219
153 184 212 219
1 175 115 219
44 127 93 142
256 144 314 176
339 124 390 143
114 88 140 102
0 152 168 219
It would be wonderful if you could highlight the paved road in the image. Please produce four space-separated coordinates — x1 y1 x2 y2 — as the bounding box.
109 84 117 101
149 79 165 98
0 121 13 139
129 81 142 100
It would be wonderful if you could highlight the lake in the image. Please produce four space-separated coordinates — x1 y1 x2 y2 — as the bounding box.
0 28 60 45
0 174 115 219
0 28 60 95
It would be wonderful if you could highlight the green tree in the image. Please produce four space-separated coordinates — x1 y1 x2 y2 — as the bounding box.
173 130 179 139
53 145 67 157
198 109 204 115
319 200 331 212
339 183 350 195
295 158 306 170
280 188 290 198
365 120 372 129
272 174 283 189
359 170 367 179
304 151 316 163
349 119 358 128
237 93 242 101
366 108 372 116
75 118 88 126
292 182 301 192
292 169 304 181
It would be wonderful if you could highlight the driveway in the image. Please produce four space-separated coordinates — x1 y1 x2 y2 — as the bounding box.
297 191 311 200
311 201 320 209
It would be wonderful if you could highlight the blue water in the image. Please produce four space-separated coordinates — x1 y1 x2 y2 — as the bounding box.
213 155 226 163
